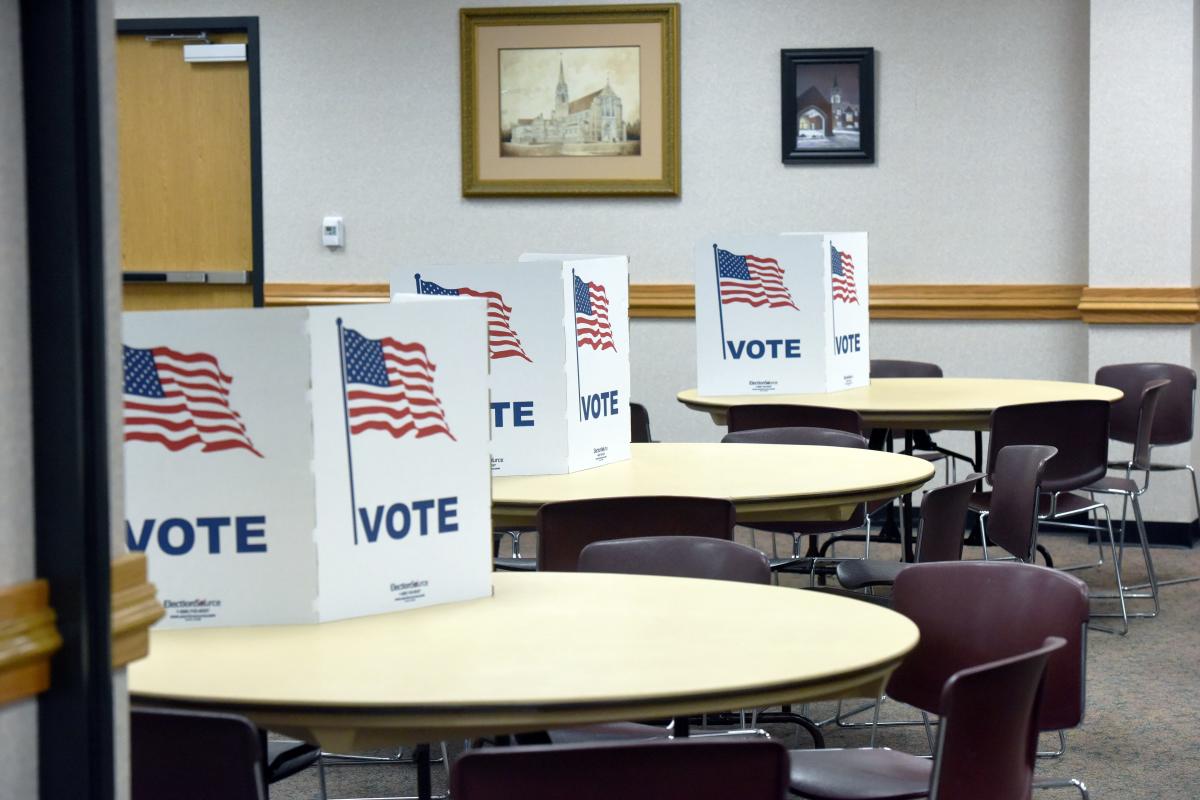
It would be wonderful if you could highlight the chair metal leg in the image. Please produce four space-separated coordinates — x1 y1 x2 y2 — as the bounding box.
1037 729 1068 759
1129 462 1200 589
1087 505 1129 636
920 711 935 754
1034 776 1090 799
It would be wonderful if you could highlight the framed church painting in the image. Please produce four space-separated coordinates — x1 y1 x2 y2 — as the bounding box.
781 48 875 164
460 4 681 197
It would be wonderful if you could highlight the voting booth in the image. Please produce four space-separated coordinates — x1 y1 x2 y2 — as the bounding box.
123 298 493 628
392 254 630 476
694 233 870 396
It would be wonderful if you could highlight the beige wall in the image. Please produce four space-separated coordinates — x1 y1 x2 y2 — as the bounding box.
114 0 1090 286
1087 0 1200 522
109 0 1200 523
0 0 38 794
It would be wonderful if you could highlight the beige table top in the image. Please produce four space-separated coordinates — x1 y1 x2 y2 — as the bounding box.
128 572 919 750
678 378 1124 431
492 442 935 526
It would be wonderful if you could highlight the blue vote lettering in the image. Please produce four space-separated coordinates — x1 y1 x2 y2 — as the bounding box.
726 339 802 359
357 496 459 544
125 515 268 555
579 389 620 420
834 333 862 354
491 400 535 427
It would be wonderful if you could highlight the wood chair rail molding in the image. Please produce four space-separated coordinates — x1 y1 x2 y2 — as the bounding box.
263 282 1199 324
0 579 61 706
1077 287 1200 324
111 552 164 669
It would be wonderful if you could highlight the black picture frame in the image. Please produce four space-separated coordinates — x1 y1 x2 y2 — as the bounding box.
781 47 875 164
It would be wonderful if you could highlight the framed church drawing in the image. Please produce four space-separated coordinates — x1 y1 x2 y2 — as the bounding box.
781 48 875 164
460 4 681 196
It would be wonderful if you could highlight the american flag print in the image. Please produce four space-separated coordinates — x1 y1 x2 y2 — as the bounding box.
716 248 798 310
123 346 262 457
341 327 455 440
415 276 532 362
830 243 859 304
573 274 616 351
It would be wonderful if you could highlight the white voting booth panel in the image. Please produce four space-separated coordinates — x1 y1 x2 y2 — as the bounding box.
123 299 493 629
694 233 869 396
392 255 630 476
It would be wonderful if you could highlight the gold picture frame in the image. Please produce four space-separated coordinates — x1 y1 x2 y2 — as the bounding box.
460 4 681 197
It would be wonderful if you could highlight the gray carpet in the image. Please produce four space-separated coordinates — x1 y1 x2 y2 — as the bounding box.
270 530 1200 799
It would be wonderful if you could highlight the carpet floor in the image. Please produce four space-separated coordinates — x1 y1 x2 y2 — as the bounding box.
270 530 1200 799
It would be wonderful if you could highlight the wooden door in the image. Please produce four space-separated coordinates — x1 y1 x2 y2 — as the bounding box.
116 27 259 309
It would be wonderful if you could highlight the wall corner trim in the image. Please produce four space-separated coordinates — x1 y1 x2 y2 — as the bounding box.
0 578 62 707
110 553 163 669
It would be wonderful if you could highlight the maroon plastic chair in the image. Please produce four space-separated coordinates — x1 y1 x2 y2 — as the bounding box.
980 445 1058 564
579 535 771 584
570 533 818 749
726 403 864 435
132 707 267 800
630 401 654 443
968 400 1134 629
1081 379 1170 620
788 636 1064 800
536 496 735 573
721 426 871 574
452 739 791 799
1096 363 1200 590
836 471 981 591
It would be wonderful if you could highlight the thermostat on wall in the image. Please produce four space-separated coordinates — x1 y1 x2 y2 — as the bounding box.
322 216 344 248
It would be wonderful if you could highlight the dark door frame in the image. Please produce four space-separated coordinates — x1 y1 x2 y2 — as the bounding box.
20 1 114 799
116 16 265 307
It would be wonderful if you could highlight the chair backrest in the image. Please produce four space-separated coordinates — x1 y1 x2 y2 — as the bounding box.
987 400 1109 492
132 707 266 800
578 535 772 584
630 401 653 443
536 496 736 573
984 445 1057 562
889 561 1089 733
870 359 943 379
930 637 1064 800
914 473 981 563
1126 379 1171 470
720 426 868 449
1096 362 1196 446
726 403 863 434
451 739 791 800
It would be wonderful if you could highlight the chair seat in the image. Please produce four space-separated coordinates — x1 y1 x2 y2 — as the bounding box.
914 451 947 463
969 490 1101 518
788 747 931 800
547 722 671 745
266 739 321 784
836 559 909 590
1083 475 1139 495
493 557 537 571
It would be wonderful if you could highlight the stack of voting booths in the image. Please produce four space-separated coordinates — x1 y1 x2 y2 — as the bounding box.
123 298 494 627
694 233 870 394
124 255 632 629
393 254 631 476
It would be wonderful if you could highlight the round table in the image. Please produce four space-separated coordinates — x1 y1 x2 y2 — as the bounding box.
492 442 935 528
128 572 919 752
677 378 1123 431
